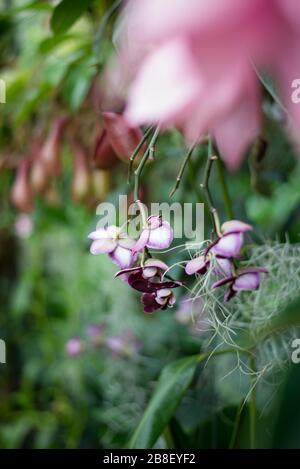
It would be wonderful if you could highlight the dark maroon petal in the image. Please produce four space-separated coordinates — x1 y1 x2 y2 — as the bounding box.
141 293 160 313
128 271 182 293
224 287 237 302
115 266 142 278
212 276 235 289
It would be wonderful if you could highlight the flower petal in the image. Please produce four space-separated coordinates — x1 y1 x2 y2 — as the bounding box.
233 272 260 291
110 246 136 268
88 228 109 240
221 220 252 234
132 229 150 254
185 255 208 275
212 233 243 258
147 222 173 250
141 293 160 313
90 238 116 255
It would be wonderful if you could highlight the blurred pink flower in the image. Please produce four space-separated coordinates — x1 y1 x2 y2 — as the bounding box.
65 337 83 357
15 214 33 239
111 0 300 169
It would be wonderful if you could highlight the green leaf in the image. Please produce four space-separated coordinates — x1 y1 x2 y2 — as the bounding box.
129 355 199 449
51 0 94 35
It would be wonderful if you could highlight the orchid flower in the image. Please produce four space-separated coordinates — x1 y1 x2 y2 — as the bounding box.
132 215 173 254
185 220 251 277
212 267 268 301
88 225 137 269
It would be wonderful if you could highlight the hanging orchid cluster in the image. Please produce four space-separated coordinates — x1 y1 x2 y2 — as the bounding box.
88 213 182 313
89 212 268 312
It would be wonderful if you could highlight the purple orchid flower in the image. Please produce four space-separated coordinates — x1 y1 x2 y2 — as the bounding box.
88 225 137 269
212 267 268 301
132 215 173 254
106 331 141 358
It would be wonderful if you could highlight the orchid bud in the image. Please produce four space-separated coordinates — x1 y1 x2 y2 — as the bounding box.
102 112 145 164
41 116 69 177
71 140 91 203
11 158 34 213
93 129 119 170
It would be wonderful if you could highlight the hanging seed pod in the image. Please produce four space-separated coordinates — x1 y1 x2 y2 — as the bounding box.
71 140 91 203
102 112 146 164
43 185 60 207
11 158 34 213
91 169 112 201
41 116 69 177
30 140 49 193
93 129 119 170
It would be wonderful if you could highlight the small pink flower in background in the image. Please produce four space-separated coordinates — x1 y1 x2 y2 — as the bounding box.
88 225 137 269
109 0 300 169
15 214 33 239
86 324 106 348
65 337 83 357
212 267 268 301
132 215 173 254
106 331 141 358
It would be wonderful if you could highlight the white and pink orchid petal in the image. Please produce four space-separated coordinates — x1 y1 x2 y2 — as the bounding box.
144 258 169 271
146 222 173 250
215 258 233 277
118 236 136 249
185 256 207 275
221 220 252 235
90 238 116 255
143 267 158 278
106 225 120 238
132 229 150 253
212 233 243 258
233 272 260 291
110 246 136 269
88 228 109 240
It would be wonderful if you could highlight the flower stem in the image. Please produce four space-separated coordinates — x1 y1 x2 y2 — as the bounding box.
215 156 234 219
200 137 221 237
169 144 196 197
127 125 154 184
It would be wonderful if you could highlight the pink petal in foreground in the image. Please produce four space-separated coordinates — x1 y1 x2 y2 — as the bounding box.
214 78 261 171
125 37 201 126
